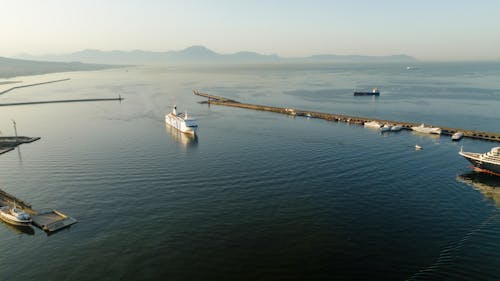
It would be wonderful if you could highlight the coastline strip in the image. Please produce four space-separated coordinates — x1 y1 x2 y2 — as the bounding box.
193 90 500 143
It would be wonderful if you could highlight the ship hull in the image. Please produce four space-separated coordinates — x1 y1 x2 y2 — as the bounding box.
0 208 32 226
354 92 380 96
412 126 442 135
460 152 500 176
165 113 197 134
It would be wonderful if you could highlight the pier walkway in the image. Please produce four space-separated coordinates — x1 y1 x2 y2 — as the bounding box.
194 90 500 142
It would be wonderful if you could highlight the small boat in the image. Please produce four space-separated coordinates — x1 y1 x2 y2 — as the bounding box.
406 66 417 70
354 88 380 96
459 147 500 176
364 120 382 129
390 125 403 131
0 204 32 226
452 132 464 141
380 124 392 132
415 145 423 150
411 124 441 135
165 105 198 134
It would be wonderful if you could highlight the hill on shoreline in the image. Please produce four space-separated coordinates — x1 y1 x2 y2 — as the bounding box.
0 57 122 78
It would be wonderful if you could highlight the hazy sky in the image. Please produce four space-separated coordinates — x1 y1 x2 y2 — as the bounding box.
1 0 499 60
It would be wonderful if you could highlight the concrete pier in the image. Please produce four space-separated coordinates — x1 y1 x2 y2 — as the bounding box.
0 96 123 107
0 188 77 233
0 136 40 155
0 78 70 96
194 90 500 142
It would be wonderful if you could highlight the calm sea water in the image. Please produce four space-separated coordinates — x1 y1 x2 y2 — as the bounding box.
1 62 500 280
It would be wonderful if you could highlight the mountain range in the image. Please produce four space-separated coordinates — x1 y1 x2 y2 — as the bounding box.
16 45 416 65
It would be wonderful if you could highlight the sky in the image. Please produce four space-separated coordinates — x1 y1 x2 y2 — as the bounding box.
1 0 499 61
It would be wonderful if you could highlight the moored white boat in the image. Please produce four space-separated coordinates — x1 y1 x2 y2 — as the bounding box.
390 125 403 131
452 132 464 141
380 124 392 132
415 144 423 150
411 124 441 135
0 205 32 226
165 105 198 134
364 120 381 129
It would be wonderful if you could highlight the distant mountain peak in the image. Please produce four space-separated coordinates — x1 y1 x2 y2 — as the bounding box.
177 45 217 56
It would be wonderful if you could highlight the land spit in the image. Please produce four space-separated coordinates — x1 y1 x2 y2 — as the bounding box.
193 90 500 142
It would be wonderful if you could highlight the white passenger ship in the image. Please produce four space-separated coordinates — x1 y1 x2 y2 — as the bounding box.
165 106 198 134
459 147 500 176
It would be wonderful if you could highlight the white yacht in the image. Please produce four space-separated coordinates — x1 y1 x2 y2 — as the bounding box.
411 124 441 135
380 124 392 132
0 204 32 226
452 132 464 141
165 105 198 134
364 121 382 129
390 125 403 131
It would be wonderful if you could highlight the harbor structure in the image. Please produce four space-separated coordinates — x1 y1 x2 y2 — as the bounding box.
193 90 500 142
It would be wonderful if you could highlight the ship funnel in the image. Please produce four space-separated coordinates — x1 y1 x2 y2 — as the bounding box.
173 105 177 115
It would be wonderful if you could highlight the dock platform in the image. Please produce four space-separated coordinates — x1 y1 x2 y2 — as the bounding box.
31 209 78 233
194 90 500 143
0 188 77 234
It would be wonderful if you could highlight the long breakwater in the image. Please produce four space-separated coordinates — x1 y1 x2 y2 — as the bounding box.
0 78 70 95
193 90 500 142
0 96 123 107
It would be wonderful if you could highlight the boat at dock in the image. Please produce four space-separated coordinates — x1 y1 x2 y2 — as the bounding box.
193 90 500 143
452 132 464 141
0 204 32 226
459 147 500 176
354 88 380 96
411 124 441 135
364 121 382 129
380 124 392 132
390 125 403 131
165 105 198 134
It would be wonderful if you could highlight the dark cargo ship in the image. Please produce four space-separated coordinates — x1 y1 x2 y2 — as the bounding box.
354 88 380 96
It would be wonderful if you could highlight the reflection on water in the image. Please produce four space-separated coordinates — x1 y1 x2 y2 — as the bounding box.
0 220 35 235
164 124 198 149
457 173 500 207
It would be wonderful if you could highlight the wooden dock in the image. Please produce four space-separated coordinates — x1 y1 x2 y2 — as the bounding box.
0 188 77 234
193 90 500 142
